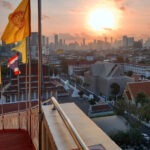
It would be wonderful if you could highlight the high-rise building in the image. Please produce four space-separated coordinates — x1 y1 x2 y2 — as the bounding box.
83 38 85 46
59 39 63 47
105 37 107 43
30 32 38 46
111 37 113 44
128 37 134 47
54 34 58 47
122 36 128 48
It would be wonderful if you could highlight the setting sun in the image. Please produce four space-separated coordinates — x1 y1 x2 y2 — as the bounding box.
88 8 116 31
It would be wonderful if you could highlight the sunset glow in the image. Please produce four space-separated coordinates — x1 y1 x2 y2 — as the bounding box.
88 8 116 31
0 0 150 40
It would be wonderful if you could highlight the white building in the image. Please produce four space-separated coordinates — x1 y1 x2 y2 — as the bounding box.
121 63 150 77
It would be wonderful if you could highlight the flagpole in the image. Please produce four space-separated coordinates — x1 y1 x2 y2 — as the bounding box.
38 0 42 149
17 74 20 129
0 65 4 130
28 35 32 136
25 38 28 131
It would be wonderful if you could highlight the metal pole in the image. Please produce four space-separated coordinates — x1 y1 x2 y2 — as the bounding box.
0 65 4 130
28 36 32 136
38 0 42 149
17 74 20 129
25 38 28 131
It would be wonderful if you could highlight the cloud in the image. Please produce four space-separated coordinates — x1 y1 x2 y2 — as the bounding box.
68 9 84 14
104 28 113 31
55 33 93 41
119 6 126 11
42 14 50 20
114 0 124 3
1 1 13 10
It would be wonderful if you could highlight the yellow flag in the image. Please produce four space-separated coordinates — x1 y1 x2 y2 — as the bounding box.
1 0 31 44
0 66 2 85
12 38 27 63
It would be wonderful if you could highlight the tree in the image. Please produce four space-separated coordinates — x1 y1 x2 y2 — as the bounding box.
78 90 84 98
110 83 120 99
126 71 133 77
88 98 96 105
139 103 150 122
135 92 150 106
115 99 127 115
116 56 124 63
110 128 145 148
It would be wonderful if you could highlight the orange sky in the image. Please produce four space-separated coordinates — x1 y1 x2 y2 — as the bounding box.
0 0 150 41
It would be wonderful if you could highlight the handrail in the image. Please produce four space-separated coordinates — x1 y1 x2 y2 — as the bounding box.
50 97 89 150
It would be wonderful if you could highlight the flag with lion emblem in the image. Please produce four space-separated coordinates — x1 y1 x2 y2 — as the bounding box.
1 0 31 44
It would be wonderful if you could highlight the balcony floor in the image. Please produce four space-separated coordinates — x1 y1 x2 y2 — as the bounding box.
0 129 35 150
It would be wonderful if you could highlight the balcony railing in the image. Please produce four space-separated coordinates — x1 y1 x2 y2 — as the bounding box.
0 97 121 150
0 106 39 150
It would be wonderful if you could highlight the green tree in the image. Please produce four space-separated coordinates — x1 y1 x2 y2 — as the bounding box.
78 90 84 98
115 99 127 115
135 92 150 106
110 83 120 99
126 70 133 77
88 98 96 105
139 103 150 122
110 128 145 148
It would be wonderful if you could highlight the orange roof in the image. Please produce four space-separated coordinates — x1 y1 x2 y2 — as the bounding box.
128 81 150 98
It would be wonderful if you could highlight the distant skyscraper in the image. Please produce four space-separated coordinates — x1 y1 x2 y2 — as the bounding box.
83 38 85 46
46 37 49 46
93 39 97 44
111 37 113 44
63 40 65 45
54 34 58 47
128 37 134 47
59 39 62 47
122 36 128 48
42 36 46 46
105 37 107 43
30 32 38 46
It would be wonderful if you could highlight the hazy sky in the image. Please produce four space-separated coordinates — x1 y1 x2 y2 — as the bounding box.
0 0 150 42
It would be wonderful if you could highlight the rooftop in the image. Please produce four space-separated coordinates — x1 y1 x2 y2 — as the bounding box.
42 102 121 150
127 81 150 98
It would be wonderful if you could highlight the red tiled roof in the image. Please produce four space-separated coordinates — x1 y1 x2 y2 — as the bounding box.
128 81 150 98
91 104 112 113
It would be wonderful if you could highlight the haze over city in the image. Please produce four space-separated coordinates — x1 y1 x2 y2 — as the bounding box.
1 0 150 42
0 0 150 150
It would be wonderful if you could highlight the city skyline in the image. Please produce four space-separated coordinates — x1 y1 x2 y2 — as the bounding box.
1 0 150 42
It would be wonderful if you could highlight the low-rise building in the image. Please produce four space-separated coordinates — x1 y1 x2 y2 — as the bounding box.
123 81 150 105
84 62 133 97
68 60 96 76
